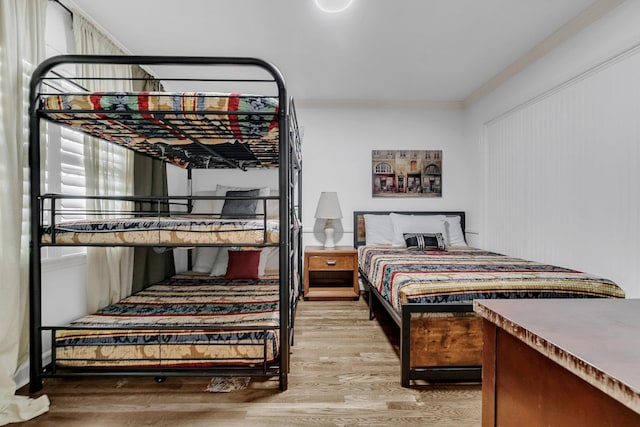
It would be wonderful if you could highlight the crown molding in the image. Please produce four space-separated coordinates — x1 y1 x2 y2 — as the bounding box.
296 98 463 110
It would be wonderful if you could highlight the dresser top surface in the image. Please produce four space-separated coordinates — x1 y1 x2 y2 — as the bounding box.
475 298 640 413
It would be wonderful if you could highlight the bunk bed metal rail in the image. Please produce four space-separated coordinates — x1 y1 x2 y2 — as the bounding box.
39 193 281 247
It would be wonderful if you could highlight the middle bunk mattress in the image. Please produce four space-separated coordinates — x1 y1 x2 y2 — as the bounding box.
41 215 280 246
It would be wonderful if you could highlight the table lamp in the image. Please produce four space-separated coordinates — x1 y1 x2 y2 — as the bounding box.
314 192 343 249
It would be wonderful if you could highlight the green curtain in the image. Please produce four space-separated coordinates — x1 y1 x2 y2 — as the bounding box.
130 66 175 293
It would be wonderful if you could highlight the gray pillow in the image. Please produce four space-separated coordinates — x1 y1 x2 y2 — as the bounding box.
220 189 259 219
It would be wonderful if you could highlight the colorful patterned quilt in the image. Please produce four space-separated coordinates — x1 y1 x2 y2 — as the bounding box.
358 246 625 313
54 274 280 368
41 92 279 169
41 216 279 245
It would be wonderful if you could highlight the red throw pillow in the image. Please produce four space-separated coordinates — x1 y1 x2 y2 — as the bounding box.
224 250 262 280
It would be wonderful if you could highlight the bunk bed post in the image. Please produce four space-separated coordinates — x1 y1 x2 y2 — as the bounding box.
28 60 47 394
294 102 304 299
187 168 193 270
276 81 290 392
297 156 303 298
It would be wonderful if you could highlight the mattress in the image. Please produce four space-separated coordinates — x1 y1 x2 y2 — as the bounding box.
41 216 279 245
358 246 625 312
53 274 280 368
41 92 279 169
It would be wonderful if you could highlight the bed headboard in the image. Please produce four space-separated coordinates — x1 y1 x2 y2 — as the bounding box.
353 211 466 248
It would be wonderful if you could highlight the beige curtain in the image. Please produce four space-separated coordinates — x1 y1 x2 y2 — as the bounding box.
0 0 51 424
73 15 135 312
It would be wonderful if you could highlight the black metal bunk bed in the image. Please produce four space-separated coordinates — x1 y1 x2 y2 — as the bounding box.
28 55 302 392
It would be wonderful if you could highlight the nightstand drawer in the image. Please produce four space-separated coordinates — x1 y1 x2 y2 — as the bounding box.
308 255 354 270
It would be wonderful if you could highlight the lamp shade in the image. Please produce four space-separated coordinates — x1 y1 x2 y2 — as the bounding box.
314 192 343 219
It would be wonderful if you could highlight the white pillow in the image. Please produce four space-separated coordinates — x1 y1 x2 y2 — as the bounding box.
215 184 270 216
364 214 394 245
259 247 279 273
191 191 220 272
266 189 279 219
191 190 217 215
193 247 220 273
445 215 467 246
389 213 447 247
210 247 231 276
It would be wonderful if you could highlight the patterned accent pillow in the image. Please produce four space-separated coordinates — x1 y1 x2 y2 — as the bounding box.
403 232 446 250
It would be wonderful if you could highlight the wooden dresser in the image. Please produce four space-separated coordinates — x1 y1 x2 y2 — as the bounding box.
475 299 640 427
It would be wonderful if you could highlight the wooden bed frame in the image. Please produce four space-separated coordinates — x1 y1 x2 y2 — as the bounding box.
353 211 482 387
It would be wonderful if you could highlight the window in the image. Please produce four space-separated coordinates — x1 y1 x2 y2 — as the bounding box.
42 5 86 259
20 59 34 262
42 77 88 259
374 162 393 174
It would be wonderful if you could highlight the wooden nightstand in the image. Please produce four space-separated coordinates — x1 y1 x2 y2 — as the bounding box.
304 246 359 300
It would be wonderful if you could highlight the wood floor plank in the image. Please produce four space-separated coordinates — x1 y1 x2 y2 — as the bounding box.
17 298 481 426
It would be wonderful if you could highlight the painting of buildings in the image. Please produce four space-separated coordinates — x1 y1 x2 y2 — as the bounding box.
372 150 442 197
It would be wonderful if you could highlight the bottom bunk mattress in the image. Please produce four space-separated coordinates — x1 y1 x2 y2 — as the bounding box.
358 246 625 313
53 274 280 369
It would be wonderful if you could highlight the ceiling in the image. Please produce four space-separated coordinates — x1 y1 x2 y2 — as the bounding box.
64 0 620 106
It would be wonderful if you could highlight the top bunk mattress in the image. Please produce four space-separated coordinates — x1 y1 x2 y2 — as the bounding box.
40 92 280 169
358 246 625 312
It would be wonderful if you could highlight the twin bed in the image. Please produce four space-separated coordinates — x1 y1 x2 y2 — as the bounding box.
28 55 302 392
354 211 625 386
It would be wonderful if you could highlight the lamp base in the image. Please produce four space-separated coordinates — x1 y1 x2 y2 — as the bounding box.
323 227 335 249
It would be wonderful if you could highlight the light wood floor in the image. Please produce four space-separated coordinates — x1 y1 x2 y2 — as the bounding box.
18 297 481 426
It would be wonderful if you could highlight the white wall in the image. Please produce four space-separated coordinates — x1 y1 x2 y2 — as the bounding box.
464 0 640 297
296 106 471 247
167 167 280 196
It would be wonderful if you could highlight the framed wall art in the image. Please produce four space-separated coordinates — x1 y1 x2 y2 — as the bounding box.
372 150 442 198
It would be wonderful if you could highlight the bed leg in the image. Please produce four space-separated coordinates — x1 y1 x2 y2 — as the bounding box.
401 306 411 387
368 287 375 320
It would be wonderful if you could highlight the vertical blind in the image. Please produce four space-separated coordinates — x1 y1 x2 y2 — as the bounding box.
483 45 640 296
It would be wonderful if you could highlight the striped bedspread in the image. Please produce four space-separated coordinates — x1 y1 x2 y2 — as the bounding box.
42 216 279 245
358 246 625 313
41 92 279 168
54 274 280 368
